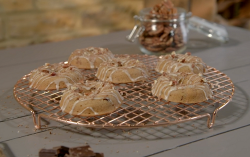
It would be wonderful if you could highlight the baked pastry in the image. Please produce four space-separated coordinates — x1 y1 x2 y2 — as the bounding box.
96 56 149 83
155 51 207 74
152 72 213 103
29 62 82 90
60 81 123 116
68 47 114 69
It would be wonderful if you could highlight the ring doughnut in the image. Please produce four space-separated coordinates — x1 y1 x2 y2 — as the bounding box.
152 72 213 103
29 62 82 90
155 52 207 74
96 56 149 83
60 81 123 116
68 47 114 69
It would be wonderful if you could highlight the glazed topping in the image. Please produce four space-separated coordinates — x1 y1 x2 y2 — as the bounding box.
69 81 109 97
29 62 82 90
103 56 146 68
167 52 199 62
73 47 112 56
171 51 176 58
159 73 205 86
96 56 149 83
37 62 78 76
156 52 207 74
60 81 124 115
68 47 114 69
152 73 213 101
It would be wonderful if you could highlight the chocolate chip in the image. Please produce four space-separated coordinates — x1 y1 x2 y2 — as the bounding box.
63 65 69 68
118 61 122 67
50 72 56 76
103 98 110 101
69 145 95 157
39 149 57 157
41 69 49 73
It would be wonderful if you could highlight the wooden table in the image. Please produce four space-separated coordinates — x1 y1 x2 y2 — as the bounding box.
0 26 250 157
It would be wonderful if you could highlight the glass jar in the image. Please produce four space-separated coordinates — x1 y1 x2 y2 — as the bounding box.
127 7 191 55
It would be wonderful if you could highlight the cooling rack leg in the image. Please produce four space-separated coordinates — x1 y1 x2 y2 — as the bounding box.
30 111 49 129
23 105 39 129
21 104 43 129
206 109 219 128
32 112 41 129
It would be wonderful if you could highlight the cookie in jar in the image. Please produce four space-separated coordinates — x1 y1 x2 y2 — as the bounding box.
127 0 191 55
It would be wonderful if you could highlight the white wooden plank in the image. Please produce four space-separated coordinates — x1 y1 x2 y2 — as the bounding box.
152 125 250 157
192 41 250 72
0 88 31 122
0 115 65 143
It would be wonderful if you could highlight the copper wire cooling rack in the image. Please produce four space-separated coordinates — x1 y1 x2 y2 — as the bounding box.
13 54 234 129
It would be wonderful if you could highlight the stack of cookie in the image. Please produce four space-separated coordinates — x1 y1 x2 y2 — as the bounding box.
139 0 186 53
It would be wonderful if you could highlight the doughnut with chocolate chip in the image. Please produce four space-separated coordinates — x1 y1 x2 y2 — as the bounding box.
29 62 82 90
155 52 207 74
96 56 149 83
60 81 123 116
152 72 213 103
68 47 114 69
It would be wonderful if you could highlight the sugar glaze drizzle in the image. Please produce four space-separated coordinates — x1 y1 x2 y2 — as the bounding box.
96 56 149 83
29 62 83 90
68 47 114 69
156 52 207 74
152 73 213 103
60 81 124 116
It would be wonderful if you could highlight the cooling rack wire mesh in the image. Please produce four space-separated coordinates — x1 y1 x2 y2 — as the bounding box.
13 54 234 129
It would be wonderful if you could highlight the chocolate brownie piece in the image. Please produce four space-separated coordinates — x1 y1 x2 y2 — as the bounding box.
69 145 95 157
39 149 57 157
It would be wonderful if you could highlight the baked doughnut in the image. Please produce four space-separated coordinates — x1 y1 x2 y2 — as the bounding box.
68 47 114 69
29 62 82 90
152 73 213 103
60 81 123 116
155 52 207 74
96 56 149 83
